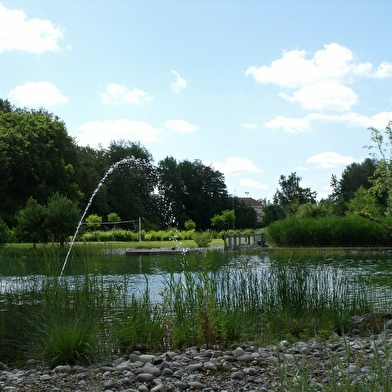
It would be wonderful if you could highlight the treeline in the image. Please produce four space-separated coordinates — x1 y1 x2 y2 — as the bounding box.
0 99 257 244
260 121 392 246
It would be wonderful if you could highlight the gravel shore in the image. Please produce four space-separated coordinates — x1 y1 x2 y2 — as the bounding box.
2 325 392 392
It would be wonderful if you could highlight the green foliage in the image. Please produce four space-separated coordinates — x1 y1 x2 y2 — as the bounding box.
14 197 47 245
331 158 377 204
267 215 392 247
0 217 10 247
346 186 384 217
0 105 81 226
36 318 98 367
45 192 81 246
273 172 317 212
262 203 285 226
211 209 235 230
85 214 102 230
193 230 214 247
184 219 196 230
157 157 230 230
294 203 329 219
107 212 121 223
113 291 164 353
366 121 392 215
235 200 258 229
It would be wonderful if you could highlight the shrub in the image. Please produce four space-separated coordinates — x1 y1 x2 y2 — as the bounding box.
85 214 102 230
193 230 214 247
184 219 196 230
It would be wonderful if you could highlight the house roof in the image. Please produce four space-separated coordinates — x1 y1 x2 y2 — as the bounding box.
238 197 263 209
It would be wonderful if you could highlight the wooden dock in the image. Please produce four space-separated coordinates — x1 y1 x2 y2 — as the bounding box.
125 248 189 256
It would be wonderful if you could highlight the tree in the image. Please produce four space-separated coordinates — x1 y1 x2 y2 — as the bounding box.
0 105 81 226
14 197 47 246
346 186 384 217
101 140 160 228
44 193 80 246
0 217 11 248
157 158 230 230
329 158 378 215
294 203 329 219
211 210 235 231
273 172 317 216
235 201 257 229
366 121 392 215
262 203 285 226
156 157 186 227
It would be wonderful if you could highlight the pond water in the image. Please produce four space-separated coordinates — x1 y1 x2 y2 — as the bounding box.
1 248 392 308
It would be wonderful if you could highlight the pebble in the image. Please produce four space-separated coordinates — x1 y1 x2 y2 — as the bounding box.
2 329 392 391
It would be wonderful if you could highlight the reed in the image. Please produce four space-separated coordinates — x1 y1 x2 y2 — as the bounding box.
267 216 392 247
0 248 390 367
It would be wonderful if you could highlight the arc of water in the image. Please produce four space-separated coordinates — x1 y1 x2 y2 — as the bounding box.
59 157 135 278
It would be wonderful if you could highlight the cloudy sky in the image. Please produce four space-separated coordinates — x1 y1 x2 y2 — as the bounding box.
1 0 392 201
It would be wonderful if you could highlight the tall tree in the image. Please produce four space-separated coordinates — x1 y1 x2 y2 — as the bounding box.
14 197 47 246
366 121 392 215
99 140 159 228
273 172 317 216
0 105 81 226
157 157 186 227
235 200 257 229
329 158 378 216
157 158 230 229
45 192 80 246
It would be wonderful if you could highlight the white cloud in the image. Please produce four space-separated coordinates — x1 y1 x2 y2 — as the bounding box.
207 157 261 175
0 3 63 53
306 151 356 169
164 119 198 133
373 61 392 78
241 123 257 129
239 178 268 190
306 111 392 129
171 70 187 93
76 119 161 147
100 83 154 105
280 81 358 112
245 43 378 88
8 81 68 106
246 43 392 113
266 111 392 133
265 116 311 133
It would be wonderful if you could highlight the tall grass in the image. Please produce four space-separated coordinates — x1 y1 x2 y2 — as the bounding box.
267 215 392 247
0 249 389 367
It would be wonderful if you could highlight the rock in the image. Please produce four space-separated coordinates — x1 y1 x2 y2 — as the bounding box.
136 372 155 382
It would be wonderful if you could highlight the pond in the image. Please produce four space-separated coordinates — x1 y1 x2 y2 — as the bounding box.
1 247 392 310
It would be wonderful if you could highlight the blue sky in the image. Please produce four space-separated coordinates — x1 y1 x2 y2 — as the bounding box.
1 1 392 202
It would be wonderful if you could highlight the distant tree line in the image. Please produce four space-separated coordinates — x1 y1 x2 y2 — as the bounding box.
0 99 257 244
1 98 391 245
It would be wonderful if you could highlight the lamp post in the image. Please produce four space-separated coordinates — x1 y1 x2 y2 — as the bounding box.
232 189 235 230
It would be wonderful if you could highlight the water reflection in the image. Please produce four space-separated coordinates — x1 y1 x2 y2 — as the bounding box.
1 249 392 306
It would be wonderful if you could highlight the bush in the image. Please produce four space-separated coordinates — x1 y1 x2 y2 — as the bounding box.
193 230 214 247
